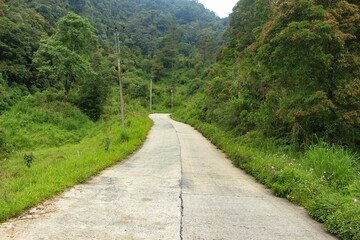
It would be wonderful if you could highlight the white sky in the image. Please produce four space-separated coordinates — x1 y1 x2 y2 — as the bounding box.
197 0 239 18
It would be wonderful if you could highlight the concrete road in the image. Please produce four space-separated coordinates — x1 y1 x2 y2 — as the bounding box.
0 114 336 240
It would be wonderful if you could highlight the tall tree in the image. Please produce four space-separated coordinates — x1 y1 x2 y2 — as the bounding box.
33 37 94 98
33 13 97 100
55 12 97 56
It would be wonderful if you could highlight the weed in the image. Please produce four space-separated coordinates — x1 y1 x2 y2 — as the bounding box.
119 130 130 143
103 138 110 151
271 168 305 198
307 191 348 223
23 153 34 168
228 151 252 168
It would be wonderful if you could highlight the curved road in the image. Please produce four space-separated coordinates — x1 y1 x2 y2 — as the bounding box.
0 114 336 239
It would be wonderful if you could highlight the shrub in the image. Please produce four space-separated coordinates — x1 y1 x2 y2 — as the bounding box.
271 168 308 198
23 153 34 168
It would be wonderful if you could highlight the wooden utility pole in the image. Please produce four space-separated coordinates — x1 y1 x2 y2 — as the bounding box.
115 31 125 130
149 77 153 112
171 88 174 112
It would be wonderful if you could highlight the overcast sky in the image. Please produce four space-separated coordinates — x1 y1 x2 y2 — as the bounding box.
197 0 239 18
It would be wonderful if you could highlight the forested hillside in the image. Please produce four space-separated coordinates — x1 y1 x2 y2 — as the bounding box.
180 0 359 150
0 0 226 158
0 0 225 116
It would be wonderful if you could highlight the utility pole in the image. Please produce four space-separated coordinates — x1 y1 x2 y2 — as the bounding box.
171 88 174 112
149 77 153 112
114 28 125 130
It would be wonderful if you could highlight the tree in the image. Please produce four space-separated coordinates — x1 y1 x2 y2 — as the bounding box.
75 50 113 120
68 0 86 14
0 0 4 17
0 4 47 87
33 37 94 99
33 13 97 100
55 12 97 56
253 0 359 146
158 27 180 69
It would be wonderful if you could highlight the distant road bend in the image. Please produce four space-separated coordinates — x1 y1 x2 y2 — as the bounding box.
0 114 337 240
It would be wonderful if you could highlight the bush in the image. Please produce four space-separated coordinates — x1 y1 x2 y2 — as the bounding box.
272 168 303 197
75 76 110 121
23 153 35 168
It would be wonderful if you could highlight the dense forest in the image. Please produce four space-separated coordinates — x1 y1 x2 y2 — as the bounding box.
0 0 359 239
180 0 360 151
0 0 225 118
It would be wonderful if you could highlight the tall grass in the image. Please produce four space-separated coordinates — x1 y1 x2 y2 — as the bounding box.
0 93 93 151
304 142 358 188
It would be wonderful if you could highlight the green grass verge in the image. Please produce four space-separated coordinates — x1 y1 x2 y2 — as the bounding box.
0 114 152 222
172 112 360 240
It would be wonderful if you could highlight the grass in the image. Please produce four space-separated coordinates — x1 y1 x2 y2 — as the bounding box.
0 92 93 152
172 109 360 240
0 91 153 222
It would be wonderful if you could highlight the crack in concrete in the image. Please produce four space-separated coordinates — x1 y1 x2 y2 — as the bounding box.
178 134 184 240
179 183 184 240
173 126 184 240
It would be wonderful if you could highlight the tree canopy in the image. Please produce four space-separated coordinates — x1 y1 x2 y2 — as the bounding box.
201 0 359 149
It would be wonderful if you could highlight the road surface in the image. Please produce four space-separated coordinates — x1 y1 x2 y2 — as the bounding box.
0 114 336 239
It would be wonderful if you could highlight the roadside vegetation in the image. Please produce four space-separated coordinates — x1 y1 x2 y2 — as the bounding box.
173 111 359 239
0 89 152 222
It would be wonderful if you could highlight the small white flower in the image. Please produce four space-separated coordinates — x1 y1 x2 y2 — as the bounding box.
354 198 358 203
